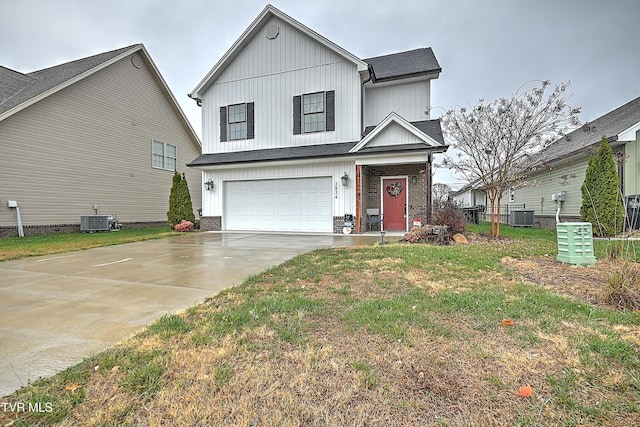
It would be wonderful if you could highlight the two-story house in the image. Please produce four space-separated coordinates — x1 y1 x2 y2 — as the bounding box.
188 4 447 233
0 44 201 237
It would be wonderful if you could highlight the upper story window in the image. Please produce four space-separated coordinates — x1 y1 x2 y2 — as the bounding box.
220 102 254 142
152 140 176 171
303 92 325 132
293 90 335 135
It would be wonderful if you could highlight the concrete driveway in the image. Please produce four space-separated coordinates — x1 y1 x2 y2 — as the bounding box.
0 232 378 397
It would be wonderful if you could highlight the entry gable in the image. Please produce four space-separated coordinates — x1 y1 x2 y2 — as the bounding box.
190 4 368 101
350 112 441 153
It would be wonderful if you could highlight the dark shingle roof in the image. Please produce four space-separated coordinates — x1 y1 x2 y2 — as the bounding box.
534 96 640 167
364 48 441 83
187 140 443 168
0 44 140 116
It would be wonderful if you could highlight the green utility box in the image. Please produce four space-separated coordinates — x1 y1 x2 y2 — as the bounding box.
556 222 596 266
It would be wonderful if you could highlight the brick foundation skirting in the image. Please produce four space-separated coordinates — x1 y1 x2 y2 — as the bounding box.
200 216 222 231
0 221 170 238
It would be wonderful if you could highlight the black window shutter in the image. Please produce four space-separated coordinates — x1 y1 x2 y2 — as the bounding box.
293 95 301 135
325 90 335 132
246 102 255 139
219 106 227 142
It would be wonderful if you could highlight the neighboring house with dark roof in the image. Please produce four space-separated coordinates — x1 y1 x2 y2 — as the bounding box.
188 4 447 233
0 44 201 237
455 96 640 228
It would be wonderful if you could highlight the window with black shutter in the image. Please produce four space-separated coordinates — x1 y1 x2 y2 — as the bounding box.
293 91 335 134
220 103 255 141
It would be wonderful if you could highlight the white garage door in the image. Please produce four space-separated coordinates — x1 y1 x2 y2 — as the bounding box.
224 177 333 232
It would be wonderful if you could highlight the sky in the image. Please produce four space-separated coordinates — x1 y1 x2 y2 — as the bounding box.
2 0 640 187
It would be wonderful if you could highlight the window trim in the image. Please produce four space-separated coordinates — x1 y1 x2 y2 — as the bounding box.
293 90 335 135
152 140 177 171
302 91 326 133
220 102 255 142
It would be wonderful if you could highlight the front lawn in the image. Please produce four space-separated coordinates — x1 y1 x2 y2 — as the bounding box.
0 226 177 261
2 229 638 426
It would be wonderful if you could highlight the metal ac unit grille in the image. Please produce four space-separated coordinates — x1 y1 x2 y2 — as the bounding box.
509 210 534 227
80 215 120 232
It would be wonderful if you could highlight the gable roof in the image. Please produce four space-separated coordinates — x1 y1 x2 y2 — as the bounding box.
0 44 200 145
189 4 369 101
364 48 441 83
534 95 640 168
1 45 136 118
352 112 444 152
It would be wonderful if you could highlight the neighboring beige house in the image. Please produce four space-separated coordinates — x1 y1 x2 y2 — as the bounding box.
0 44 202 237
188 5 447 233
453 96 640 228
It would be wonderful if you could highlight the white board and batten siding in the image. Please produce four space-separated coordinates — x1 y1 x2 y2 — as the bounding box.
364 79 431 128
0 53 201 226
202 162 356 232
200 16 362 155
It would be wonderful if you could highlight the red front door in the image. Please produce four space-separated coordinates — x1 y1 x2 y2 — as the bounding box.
382 177 407 231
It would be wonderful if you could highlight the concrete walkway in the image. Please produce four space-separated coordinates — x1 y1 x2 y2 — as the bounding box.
0 232 379 397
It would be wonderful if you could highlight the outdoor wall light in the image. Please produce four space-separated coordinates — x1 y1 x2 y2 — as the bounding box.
341 172 349 186
205 179 215 191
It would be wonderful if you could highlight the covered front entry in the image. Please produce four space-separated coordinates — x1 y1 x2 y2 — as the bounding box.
382 177 408 231
224 177 333 232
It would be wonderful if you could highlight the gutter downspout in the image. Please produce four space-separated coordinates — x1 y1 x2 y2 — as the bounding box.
360 64 374 136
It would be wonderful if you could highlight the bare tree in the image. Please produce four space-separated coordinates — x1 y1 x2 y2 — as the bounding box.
432 183 452 206
440 81 580 237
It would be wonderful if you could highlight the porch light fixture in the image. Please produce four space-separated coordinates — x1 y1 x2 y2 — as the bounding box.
341 172 349 187
205 179 215 191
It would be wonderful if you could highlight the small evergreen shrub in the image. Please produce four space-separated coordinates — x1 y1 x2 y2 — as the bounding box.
167 171 196 227
580 137 624 237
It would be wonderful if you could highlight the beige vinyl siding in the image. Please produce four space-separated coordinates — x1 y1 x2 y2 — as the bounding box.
201 16 362 154
514 159 588 218
0 53 201 227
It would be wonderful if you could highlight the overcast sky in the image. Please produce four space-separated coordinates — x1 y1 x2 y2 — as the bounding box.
2 0 639 186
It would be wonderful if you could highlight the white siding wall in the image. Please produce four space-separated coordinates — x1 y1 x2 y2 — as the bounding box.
366 123 423 147
364 78 430 127
0 53 201 227
201 16 362 154
202 161 356 219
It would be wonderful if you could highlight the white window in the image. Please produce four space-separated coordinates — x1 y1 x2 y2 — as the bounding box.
228 103 247 140
152 140 176 171
303 92 325 133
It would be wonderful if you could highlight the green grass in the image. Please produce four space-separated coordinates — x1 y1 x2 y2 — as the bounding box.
0 226 177 261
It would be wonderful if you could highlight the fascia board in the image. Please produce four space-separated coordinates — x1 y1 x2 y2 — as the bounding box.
618 121 640 141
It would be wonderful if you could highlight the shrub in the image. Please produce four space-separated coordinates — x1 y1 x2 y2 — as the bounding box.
167 171 196 227
604 262 640 310
174 220 194 232
580 137 624 237
429 201 466 235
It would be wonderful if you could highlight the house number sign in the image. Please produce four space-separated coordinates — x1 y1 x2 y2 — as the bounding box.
334 182 338 199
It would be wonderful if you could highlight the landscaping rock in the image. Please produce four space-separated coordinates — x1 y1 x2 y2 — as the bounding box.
453 233 468 244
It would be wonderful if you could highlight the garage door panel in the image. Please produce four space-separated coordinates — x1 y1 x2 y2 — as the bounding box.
225 177 333 232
